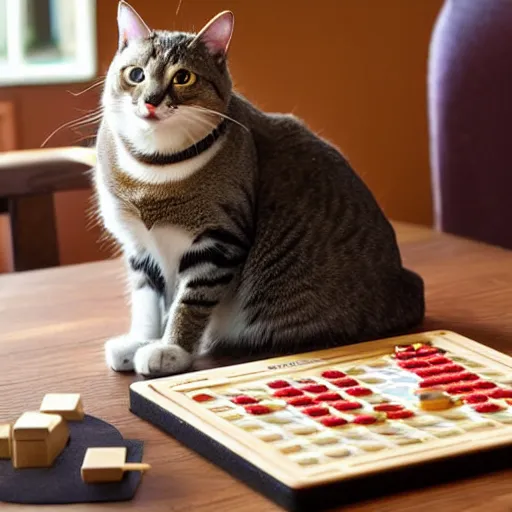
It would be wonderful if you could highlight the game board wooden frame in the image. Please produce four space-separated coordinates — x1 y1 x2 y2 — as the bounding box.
129 331 512 511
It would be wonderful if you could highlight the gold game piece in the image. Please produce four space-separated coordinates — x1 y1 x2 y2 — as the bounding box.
40 393 84 421
81 447 151 483
416 390 459 411
12 411 69 468
0 424 12 459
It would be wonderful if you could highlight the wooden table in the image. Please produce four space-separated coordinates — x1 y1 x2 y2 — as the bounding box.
1 221 512 511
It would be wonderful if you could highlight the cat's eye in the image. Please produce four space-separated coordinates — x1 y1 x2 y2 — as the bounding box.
172 69 196 87
124 66 145 85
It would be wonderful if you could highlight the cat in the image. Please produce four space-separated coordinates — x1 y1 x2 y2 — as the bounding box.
93 1 425 378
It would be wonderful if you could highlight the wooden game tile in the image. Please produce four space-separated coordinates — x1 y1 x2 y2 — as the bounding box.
435 409 470 421
343 366 367 376
366 359 391 368
286 424 320 436
345 387 373 397
361 395 389 405
350 440 388 452
404 415 442 427
262 412 294 425
323 446 351 458
276 441 303 454
472 381 498 390
463 393 488 404
207 405 235 413
273 387 303 398
254 430 283 442
488 411 512 424
234 419 262 431
458 419 496 431
331 378 359 388
289 453 321 466
309 433 340 445
218 410 244 421
423 425 464 438
392 435 425 446
358 375 386 385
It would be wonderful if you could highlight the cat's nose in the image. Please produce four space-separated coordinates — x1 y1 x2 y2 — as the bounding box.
145 92 165 107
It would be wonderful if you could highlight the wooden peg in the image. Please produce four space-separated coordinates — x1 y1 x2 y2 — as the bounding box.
81 447 151 483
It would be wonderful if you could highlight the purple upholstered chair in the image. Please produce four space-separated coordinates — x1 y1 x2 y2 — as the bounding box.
428 0 512 249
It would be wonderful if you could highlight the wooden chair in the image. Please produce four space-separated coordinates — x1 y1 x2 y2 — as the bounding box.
0 147 96 271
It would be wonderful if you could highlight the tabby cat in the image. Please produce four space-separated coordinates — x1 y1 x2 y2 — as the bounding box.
94 1 425 377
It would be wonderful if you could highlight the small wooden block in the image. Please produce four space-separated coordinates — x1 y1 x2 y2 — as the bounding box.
12 411 69 468
0 424 12 459
40 393 84 421
81 447 151 483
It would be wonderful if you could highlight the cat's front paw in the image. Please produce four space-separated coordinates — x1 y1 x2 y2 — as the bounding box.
133 344 193 377
105 335 157 372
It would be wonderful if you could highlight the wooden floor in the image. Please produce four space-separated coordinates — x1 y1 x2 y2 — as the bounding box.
1 221 512 511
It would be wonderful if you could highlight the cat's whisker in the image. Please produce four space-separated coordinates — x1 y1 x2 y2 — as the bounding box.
182 110 219 134
67 77 106 97
180 124 199 154
185 105 250 132
41 111 104 147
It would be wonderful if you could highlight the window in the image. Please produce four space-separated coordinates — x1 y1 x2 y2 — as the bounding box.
0 0 96 86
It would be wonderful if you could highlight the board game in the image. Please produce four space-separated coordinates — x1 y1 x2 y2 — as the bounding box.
129 331 512 511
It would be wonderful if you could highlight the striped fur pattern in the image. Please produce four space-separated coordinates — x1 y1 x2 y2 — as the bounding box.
95 2 425 377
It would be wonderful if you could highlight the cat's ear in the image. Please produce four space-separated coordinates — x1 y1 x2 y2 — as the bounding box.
191 11 234 63
117 1 151 50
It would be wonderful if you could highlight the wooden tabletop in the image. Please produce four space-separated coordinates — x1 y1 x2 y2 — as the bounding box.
1 221 512 511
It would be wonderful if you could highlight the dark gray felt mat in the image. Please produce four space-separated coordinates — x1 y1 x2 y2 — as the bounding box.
0 415 144 504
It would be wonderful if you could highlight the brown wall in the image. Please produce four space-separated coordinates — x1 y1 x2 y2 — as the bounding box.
0 0 443 271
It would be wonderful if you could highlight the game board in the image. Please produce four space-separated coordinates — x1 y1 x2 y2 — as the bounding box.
129 331 512 511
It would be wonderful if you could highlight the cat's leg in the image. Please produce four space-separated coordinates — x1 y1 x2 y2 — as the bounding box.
134 228 247 376
105 255 164 371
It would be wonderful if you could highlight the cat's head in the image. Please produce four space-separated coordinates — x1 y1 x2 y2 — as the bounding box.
103 1 234 153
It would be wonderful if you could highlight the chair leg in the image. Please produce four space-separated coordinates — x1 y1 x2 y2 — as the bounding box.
8 194 60 271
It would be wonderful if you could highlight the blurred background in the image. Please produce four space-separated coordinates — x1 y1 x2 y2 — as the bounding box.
0 0 450 272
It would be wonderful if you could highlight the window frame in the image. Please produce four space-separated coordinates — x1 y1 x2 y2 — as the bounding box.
0 0 97 86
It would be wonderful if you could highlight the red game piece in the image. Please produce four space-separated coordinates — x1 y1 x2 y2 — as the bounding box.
488 388 512 399
398 360 430 369
473 381 498 390
458 372 480 381
321 370 346 379
345 387 372 397
300 384 329 394
473 402 502 413
426 356 451 365
192 393 214 402
314 392 342 402
395 352 417 360
416 347 440 357
267 380 290 389
231 395 259 405
353 414 378 425
445 384 473 394
373 404 404 412
320 416 348 427
331 378 359 388
273 387 303 398
463 393 488 404
386 410 414 420
244 405 272 415
286 396 314 407
332 401 362 411
302 406 329 417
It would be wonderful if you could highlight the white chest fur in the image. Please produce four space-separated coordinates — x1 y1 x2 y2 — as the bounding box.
95 169 193 297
